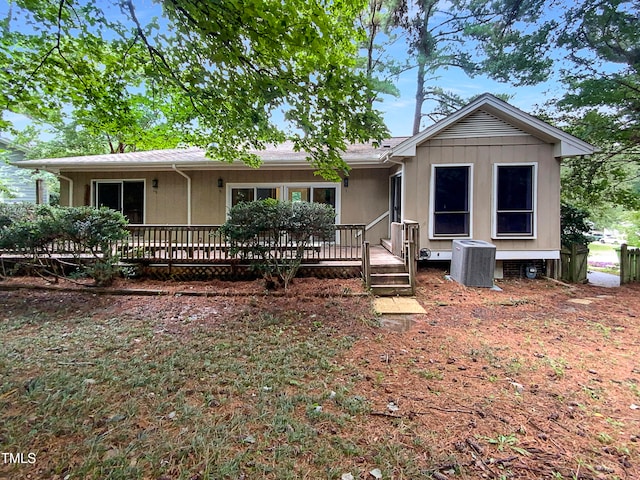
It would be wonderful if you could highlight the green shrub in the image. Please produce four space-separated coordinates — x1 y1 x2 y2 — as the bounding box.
0 202 38 229
57 206 129 285
221 199 336 289
0 204 61 251
0 204 129 285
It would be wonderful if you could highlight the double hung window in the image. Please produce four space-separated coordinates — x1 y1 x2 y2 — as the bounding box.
229 183 338 211
493 164 536 237
431 165 471 237
231 187 281 205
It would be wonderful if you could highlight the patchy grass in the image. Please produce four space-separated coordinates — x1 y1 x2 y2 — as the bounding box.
1 271 640 479
588 242 618 255
0 289 378 479
588 242 621 274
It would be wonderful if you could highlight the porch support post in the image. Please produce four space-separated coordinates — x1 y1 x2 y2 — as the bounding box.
363 241 371 288
172 164 192 225
35 178 44 204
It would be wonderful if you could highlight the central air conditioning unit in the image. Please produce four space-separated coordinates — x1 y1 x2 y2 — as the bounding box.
450 239 496 287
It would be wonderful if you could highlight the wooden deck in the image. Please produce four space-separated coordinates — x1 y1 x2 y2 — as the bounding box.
118 224 365 263
0 224 413 282
370 245 405 267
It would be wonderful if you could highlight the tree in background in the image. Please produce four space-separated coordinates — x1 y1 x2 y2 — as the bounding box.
555 0 640 215
1 2 180 154
374 0 556 134
357 0 409 106
561 202 593 248
1 0 388 181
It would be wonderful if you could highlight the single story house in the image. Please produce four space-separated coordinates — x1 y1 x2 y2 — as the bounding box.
13 94 597 277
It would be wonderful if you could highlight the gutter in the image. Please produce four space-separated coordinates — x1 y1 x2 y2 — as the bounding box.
380 149 403 165
172 164 192 225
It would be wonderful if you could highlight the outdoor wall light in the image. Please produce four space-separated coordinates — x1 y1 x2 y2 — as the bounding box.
343 177 349 188
217 178 224 188
152 178 159 189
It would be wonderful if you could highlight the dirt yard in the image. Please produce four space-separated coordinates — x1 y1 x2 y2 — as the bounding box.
1 268 639 479
349 269 640 479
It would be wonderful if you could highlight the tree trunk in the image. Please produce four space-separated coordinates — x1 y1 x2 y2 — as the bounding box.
363 0 381 106
413 60 426 135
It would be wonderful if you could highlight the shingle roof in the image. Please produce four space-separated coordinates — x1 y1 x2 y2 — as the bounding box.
13 137 410 172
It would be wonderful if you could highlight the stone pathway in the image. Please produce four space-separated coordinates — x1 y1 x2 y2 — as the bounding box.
374 297 427 334
373 297 426 314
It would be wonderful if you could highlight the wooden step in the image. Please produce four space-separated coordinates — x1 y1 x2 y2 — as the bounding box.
370 263 407 274
370 272 411 285
370 284 414 296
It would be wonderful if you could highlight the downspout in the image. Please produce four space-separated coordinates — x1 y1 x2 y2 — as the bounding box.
58 174 73 206
41 168 73 206
172 164 192 225
380 149 403 165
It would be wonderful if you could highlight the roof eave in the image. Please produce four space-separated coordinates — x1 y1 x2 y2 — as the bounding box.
12 157 386 172
0 137 30 154
553 139 600 159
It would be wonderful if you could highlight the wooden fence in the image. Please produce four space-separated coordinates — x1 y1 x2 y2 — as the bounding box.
560 243 589 283
620 243 640 284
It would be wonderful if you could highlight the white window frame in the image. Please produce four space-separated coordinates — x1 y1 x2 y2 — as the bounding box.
227 183 283 206
92 179 146 224
492 162 537 239
429 163 473 239
226 182 341 223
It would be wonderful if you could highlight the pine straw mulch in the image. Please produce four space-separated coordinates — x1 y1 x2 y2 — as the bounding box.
340 268 640 479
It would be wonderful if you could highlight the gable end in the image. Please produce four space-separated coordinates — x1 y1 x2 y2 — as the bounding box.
434 110 527 140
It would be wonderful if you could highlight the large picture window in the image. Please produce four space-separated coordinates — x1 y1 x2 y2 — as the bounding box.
93 180 145 224
431 165 471 237
494 164 536 237
229 183 338 214
231 187 281 205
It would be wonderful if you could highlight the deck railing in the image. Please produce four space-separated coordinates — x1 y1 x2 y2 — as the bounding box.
0 224 366 265
117 224 365 263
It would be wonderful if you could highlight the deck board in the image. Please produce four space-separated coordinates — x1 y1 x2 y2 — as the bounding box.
370 245 405 266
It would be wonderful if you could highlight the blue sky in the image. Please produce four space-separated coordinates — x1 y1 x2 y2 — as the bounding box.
4 70 562 140
379 68 566 137
378 1 573 137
